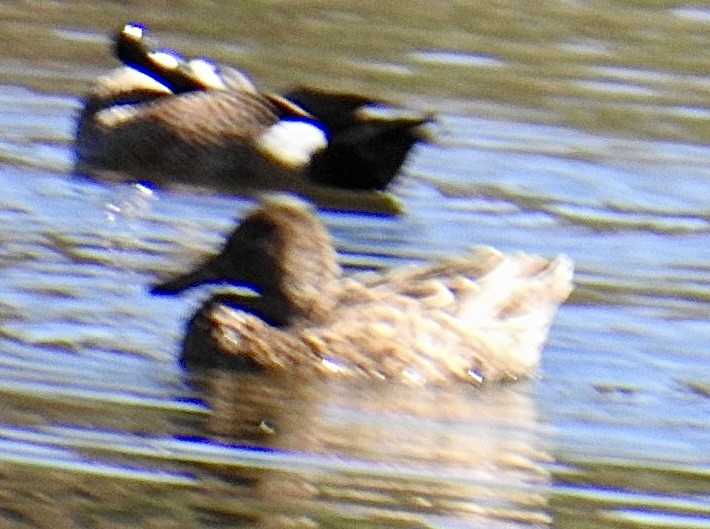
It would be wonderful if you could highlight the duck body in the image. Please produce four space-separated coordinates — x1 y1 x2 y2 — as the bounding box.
152 195 574 385
76 68 324 192
75 23 428 199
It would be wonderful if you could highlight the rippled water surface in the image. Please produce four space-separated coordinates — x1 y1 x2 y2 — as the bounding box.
0 1 708 528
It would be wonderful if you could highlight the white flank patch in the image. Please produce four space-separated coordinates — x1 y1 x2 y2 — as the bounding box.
255 120 327 170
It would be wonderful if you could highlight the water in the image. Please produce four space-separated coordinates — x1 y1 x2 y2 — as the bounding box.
0 0 708 527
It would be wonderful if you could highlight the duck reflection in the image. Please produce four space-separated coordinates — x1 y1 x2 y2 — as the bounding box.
188 370 551 528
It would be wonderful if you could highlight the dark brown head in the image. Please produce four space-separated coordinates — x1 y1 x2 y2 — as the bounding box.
152 195 340 320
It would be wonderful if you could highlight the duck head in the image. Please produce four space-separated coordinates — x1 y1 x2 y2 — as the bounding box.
284 88 432 190
152 195 341 323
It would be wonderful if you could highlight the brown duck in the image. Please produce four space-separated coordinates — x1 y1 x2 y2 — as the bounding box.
152 195 574 385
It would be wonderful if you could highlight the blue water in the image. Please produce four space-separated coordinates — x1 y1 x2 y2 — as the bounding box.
0 1 708 527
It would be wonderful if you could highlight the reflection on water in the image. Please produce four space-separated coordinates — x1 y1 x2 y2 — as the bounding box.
0 0 708 527
196 374 551 528
0 373 552 528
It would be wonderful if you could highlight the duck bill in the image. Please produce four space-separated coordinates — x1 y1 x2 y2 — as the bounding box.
150 256 225 295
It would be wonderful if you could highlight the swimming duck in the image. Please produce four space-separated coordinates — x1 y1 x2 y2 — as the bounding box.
152 195 574 385
75 23 429 203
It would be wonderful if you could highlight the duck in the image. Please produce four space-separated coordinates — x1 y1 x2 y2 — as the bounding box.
151 195 574 385
75 23 429 206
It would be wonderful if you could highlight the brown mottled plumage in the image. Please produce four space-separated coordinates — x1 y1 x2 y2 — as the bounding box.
76 68 301 189
152 195 574 385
